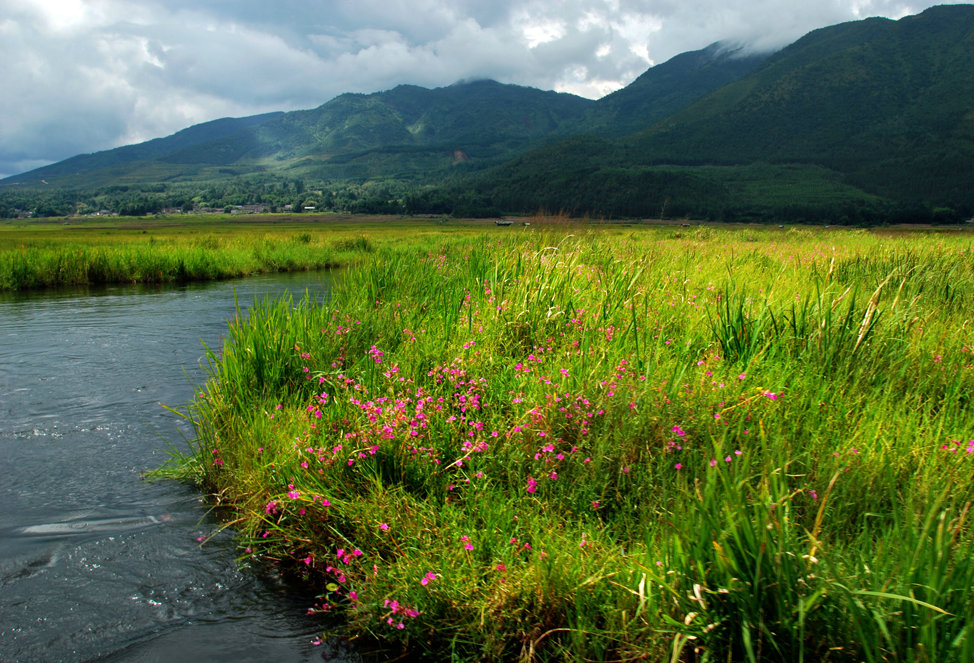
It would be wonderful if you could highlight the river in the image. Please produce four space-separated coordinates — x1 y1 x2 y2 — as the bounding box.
0 272 358 663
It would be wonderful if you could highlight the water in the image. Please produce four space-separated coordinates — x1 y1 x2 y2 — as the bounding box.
0 272 358 663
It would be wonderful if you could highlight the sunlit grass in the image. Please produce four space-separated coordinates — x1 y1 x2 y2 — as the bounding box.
0 214 479 290
158 220 973 661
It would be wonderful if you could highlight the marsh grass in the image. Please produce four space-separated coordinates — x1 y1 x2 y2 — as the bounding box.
158 223 974 661
0 216 407 290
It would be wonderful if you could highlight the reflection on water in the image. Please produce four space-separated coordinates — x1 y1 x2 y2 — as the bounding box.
0 271 358 663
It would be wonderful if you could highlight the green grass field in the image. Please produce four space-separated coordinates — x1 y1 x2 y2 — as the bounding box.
0 214 449 290
11 215 971 660
147 218 974 661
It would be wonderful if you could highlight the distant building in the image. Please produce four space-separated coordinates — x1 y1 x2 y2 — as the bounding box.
230 204 269 215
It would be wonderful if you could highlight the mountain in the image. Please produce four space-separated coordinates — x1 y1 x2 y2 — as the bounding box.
626 4 974 204
2 81 594 188
2 113 282 184
584 41 769 136
464 4 974 222
0 41 766 191
4 5 974 223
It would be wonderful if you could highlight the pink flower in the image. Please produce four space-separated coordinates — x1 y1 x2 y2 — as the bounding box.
526 477 538 493
674 463 683 470
379 522 389 531
764 391 779 400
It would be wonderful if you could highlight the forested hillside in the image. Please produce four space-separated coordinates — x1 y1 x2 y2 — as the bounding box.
3 5 973 224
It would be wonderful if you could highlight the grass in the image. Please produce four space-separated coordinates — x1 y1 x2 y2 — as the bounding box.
151 219 974 661
0 214 448 291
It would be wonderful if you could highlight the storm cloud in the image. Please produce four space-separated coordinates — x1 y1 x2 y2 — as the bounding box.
0 0 960 178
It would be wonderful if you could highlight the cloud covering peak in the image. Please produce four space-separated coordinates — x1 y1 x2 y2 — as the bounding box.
0 0 960 178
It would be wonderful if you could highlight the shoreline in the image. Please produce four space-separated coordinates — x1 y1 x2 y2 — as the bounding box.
158 224 974 660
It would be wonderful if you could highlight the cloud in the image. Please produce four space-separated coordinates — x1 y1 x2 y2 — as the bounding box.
0 0 965 178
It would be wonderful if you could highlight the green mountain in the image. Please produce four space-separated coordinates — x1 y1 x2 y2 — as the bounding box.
2 80 594 188
252 80 595 180
4 5 974 223
3 113 282 184
584 41 768 136
0 40 766 192
630 5 974 205
464 4 974 222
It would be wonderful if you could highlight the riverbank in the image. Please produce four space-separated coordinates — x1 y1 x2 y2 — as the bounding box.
164 223 971 660
0 213 591 291
0 215 351 291
3 213 970 292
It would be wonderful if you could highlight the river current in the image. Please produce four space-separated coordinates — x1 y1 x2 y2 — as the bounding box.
0 272 357 663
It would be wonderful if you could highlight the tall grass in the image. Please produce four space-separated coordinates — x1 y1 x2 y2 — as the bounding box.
160 225 974 661
0 220 389 290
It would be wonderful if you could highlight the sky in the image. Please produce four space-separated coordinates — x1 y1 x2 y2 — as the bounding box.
0 0 964 179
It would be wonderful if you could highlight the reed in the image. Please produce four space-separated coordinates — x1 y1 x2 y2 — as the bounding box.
0 217 403 290
158 223 974 661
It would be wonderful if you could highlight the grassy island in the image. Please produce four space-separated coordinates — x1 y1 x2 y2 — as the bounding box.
0 214 408 291
160 221 973 661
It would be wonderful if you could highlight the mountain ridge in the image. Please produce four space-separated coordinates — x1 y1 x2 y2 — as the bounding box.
4 4 974 223
460 4 974 222
0 39 767 188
